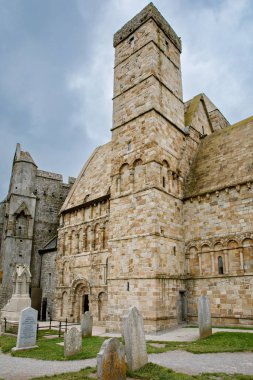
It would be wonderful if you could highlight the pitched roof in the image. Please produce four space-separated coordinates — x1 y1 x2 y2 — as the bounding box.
61 142 111 213
184 115 253 198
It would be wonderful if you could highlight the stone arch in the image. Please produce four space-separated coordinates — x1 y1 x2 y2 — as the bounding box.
98 292 108 322
242 238 253 272
102 222 109 249
188 245 198 276
201 243 211 275
86 225 92 251
228 240 240 272
61 291 69 318
120 163 130 192
94 223 100 251
62 261 70 286
71 278 90 323
133 159 144 191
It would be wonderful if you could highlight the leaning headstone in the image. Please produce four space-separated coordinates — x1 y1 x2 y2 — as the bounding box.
97 338 126 380
64 326 82 357
122 306 148 371
12 307 38 351
81 311 93 337
198 295 212 339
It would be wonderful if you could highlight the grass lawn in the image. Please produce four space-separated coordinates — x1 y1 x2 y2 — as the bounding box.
147 332 253 354
30 363 253 380
0 330 106 360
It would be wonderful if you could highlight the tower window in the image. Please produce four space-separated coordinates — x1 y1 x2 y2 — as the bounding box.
218 256 224 274
127 141 132 152
165 40 169 46
162 176 166 188
127 281 130 291
129 36 134 44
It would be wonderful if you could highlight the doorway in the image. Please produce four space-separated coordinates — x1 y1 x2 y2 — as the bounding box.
179 291 187 322
83 294 89 313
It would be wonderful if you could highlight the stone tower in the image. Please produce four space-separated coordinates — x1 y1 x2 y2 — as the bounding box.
1 144 37 304
107 3 187 331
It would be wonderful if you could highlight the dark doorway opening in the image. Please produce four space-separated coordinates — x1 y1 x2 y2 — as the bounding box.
83 294 89 313
41 297 47 321
179 291 187 322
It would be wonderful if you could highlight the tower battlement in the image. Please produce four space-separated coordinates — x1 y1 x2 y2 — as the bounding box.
113 2 181 51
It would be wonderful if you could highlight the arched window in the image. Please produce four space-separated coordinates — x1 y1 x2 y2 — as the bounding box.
218 256 224 274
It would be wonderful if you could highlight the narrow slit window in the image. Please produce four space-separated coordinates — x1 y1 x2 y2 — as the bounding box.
218 256 224 274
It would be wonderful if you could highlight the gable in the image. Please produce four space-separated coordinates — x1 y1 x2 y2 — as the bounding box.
61 142 111 212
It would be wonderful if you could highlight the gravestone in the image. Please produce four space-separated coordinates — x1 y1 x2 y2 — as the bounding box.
12 307 38 351
64 326 82 357
122 306 148 371
198 295 212 339
81 311 93 337
97 337 126 380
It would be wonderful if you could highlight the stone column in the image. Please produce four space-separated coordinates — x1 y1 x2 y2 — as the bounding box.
211 252 215 274
198 253 202 275
130 169 134 192
224 250 229 273
240 251 244 271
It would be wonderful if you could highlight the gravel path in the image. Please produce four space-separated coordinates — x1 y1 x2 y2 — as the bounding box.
150 350 253 375
1 350 253 379
0 352 96 380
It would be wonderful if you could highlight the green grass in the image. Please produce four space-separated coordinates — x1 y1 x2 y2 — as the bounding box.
30 363 253 380
147 332 253 354
0 331 106 360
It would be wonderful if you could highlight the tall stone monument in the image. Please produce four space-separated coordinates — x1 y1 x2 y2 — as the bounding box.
97 338 126 380
12 307 38 351
122 306 148 371
198 295 212 339
1 264 31 325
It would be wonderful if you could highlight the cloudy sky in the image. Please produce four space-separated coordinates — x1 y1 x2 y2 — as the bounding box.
0 0 252 200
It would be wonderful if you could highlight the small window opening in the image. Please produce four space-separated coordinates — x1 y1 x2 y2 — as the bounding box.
165 40 169 46
127 281 130 291
162 176 166 188
173 246 176 256
218 256 224 274
202 126 205 135
127 141 132 152
48 273 52 288
129 36 134 44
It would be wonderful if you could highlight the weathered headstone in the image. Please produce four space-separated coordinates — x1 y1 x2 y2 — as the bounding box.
12 307 38 351
97 338 126 380
198 295 212 339
64 326 82 357
81 311 93 337
122 306 148 371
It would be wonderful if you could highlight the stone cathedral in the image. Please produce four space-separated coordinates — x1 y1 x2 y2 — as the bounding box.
1 3 253 332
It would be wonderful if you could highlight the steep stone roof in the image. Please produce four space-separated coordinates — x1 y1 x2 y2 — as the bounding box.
61 142 111 213
113 2 181 51
184 115 253 198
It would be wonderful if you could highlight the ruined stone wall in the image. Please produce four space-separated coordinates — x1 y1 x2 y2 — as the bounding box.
40 250 57 319
31 170 71 288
